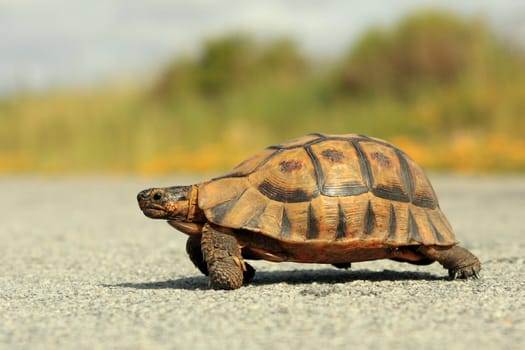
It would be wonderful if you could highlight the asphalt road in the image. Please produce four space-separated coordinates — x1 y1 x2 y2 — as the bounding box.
1 175 524 350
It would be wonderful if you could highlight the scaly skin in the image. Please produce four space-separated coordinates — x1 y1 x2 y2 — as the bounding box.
417 245 481 279
186 235 208 276
186 233 256 284
200 224 250 289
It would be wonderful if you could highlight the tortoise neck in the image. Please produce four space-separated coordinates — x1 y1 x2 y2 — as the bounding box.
187 185 205 222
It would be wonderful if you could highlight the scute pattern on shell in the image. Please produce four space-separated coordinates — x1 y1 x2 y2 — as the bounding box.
198 133 457 247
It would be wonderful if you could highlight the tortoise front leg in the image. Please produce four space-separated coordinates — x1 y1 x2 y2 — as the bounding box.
417 245 481 279
186 234 255 281
186 235 208 276
201 223 254 289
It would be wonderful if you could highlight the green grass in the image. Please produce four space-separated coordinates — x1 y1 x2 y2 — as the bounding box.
1 10 525 174
2 74 524 174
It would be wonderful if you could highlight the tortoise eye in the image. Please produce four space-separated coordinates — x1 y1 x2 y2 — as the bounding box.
153 192 162 201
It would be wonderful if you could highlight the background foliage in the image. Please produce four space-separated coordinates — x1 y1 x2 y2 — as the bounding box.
1 11 524 174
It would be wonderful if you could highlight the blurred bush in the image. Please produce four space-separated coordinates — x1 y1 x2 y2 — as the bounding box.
336 12 493 95
151 35 307 100
1 10 524 174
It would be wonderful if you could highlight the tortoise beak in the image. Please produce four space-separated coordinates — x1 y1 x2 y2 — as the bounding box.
137 188 169 218
137 188 153 202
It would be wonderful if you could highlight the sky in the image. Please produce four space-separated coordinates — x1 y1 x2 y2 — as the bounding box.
1 0 524 94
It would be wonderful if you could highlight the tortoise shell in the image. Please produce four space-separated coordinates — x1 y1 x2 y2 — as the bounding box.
198 133 457 247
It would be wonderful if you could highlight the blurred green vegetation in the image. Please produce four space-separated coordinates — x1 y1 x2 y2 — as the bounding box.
1 11 524 174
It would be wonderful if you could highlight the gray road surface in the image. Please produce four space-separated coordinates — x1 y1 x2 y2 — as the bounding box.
1 175 524 350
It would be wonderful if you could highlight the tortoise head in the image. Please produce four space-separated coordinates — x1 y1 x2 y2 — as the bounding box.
137 185 195 221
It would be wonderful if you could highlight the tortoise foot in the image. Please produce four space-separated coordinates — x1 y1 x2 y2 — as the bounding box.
418 245 481 280
244 262 256 284
209 260 255 289
208 258 244 290
448 264 481 280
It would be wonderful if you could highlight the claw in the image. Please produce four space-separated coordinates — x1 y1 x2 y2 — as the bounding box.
449 267 481 280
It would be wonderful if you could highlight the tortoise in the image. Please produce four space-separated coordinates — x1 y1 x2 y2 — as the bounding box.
137 133 481 289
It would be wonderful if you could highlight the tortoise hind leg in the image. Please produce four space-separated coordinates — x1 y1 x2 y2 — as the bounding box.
201 224 255 289
417 245 481 279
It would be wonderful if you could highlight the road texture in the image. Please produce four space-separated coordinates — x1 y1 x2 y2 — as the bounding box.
1 175 524 350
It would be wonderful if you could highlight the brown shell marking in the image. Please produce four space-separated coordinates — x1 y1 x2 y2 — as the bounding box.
254 147 319 203
198 133 456 247
310 139 369 197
